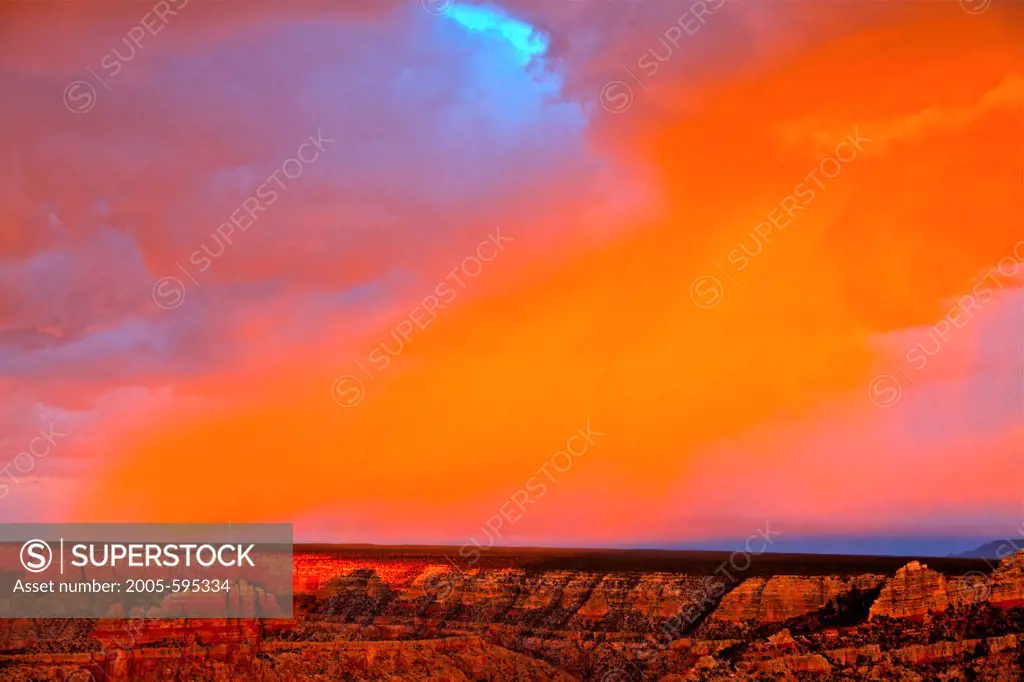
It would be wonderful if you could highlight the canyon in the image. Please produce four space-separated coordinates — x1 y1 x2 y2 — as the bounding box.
0 548 1020 680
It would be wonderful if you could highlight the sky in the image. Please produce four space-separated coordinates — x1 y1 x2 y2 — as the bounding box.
0 0 1021 556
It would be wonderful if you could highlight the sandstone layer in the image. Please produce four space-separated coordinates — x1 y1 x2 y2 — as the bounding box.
0 550 1020 680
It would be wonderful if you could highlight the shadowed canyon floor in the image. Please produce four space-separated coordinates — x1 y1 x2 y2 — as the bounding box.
0 548 1021 680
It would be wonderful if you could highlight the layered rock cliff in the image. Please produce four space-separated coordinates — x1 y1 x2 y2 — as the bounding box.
988 550 1024 607
869 552 1024 619
869 560 952 619
1 550 1021 680
710 574 885 623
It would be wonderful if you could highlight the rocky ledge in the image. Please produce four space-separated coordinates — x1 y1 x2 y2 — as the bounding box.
0 550 1020 680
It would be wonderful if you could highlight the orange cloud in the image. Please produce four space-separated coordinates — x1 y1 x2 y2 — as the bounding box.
60 2 1023 544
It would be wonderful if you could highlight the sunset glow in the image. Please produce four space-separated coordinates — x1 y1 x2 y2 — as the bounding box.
0 0 1020 555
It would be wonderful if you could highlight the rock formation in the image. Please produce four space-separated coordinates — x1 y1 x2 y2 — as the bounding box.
1 550 1021 680
712 574 884 623
870 552 1024 620
869 560 951 619
988 550 1024 607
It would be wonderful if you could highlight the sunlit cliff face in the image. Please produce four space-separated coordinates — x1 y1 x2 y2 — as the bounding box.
0 0 1020 551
